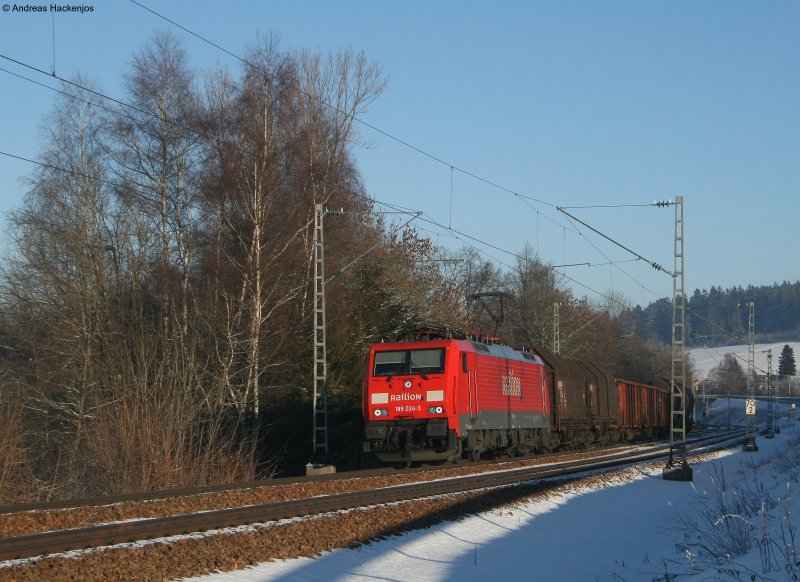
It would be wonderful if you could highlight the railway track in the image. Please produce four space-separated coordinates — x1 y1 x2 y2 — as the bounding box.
0 427 742 562
0 426 730 516
0 466 393 515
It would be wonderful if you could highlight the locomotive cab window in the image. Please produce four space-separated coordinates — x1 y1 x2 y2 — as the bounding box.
373 351 406 376
410 349 444 374
373 348 445 376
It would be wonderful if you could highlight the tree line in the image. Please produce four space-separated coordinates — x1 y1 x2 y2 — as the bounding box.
0 32 677 502
630 282 800 347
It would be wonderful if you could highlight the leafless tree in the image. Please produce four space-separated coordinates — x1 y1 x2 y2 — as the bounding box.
502 246 569 349
197 40 386 428
2 77 118 494
708 354 748 394
111 30 202 336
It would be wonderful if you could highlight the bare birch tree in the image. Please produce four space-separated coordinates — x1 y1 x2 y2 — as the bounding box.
112 30 201 336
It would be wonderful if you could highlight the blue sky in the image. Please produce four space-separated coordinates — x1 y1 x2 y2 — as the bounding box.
0 1 798 307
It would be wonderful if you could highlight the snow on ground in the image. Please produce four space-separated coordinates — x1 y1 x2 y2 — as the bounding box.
181 402 800 582
688 342 800 382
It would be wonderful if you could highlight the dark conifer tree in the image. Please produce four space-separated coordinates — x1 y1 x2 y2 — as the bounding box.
778 344 796 377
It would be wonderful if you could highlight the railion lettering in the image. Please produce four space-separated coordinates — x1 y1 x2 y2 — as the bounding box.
390 393 423 401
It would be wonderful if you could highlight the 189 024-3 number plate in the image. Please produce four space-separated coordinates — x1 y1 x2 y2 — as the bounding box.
395 405 422 412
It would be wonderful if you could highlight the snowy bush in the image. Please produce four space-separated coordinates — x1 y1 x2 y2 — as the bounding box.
677 435 800 580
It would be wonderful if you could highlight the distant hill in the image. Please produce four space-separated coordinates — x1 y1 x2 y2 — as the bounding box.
629 281 800 346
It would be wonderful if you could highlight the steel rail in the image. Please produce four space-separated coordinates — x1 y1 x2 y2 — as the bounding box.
0 428 742 562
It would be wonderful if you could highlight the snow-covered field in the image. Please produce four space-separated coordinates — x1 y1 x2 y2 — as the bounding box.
181 402 800 582
688 341 800 382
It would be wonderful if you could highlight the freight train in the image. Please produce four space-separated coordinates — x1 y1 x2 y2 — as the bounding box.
362 332 690 464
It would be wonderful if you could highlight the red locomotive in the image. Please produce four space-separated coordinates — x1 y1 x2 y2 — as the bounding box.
363 334 675 464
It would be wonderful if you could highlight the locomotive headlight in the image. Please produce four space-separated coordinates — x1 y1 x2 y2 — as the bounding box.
428 406 444 414
374 408 388 417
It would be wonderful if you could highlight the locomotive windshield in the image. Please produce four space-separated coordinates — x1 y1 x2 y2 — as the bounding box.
373 348 445 376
